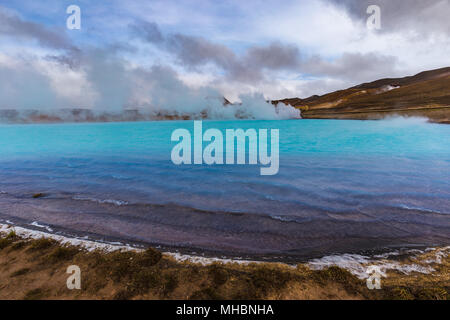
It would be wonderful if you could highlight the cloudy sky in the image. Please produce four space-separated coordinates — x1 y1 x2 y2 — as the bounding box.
0 0 449 112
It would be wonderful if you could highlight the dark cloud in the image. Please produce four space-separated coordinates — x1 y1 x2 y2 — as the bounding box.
45 51 82 69
0 7 77 52
167 34 237 69
130 20 400 87
0 7 409 110
131 21 248 79
130 21 303 83
129 21 164 43
303 52 400 83
244 42 301 70
327 0 450 35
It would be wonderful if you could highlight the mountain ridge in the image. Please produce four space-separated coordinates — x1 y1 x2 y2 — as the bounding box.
274 67 450 123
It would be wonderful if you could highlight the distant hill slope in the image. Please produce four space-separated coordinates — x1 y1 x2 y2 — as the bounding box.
1 68 448 124
275 67 450 123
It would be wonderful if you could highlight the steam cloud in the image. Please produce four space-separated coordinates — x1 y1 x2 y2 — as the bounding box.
0 7 301 122
0 50 300 122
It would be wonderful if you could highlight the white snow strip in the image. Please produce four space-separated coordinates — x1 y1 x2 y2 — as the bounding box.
308 247 449 279
72 196 129 206
165 252 258 266
30 221 54 232
0 223 137 252
0 223 256 265
1 222 448 272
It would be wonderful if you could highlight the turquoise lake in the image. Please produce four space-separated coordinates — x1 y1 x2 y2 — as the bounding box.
0 118 449 260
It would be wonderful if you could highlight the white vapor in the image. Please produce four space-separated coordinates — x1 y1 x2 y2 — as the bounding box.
0 53 301 122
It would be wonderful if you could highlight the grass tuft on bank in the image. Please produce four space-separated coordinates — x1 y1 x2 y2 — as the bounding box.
0 229 448 300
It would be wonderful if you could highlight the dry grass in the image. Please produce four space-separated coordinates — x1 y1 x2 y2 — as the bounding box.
0 230 448 300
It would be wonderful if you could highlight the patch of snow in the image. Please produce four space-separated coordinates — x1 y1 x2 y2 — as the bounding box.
30 221 54 232
307 247 449 279
377 85 400 94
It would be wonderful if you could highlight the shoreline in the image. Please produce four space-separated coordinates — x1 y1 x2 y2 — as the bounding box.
1 223 449 300
0 116 449 126
2 191 449 265
0 223 258 265
1 222 448 280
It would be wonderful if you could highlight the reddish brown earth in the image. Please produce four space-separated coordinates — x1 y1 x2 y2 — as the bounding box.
274 67 450 124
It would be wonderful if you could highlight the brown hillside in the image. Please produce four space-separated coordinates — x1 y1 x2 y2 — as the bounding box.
275 67 450 123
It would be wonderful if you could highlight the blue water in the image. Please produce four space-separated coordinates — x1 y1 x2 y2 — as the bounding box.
0 118 449 260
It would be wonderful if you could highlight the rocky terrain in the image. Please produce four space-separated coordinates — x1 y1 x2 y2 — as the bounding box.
275 67 450 124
